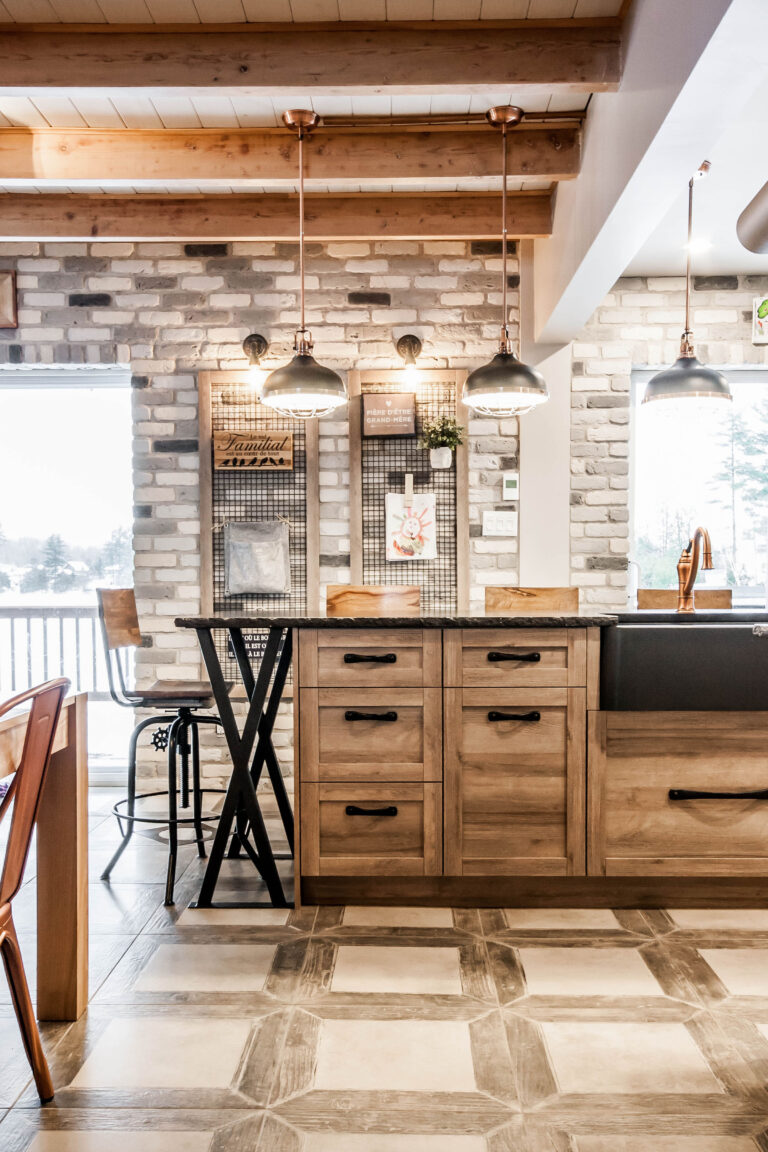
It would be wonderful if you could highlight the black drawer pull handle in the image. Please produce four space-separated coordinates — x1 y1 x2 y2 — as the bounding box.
344 710 398 722
345 804 398 817
344 652 397 664
487 650 541 663
488 710 541 723
669 788 768 801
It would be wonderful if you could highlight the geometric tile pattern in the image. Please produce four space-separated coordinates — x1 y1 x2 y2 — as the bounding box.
3 796 768 1150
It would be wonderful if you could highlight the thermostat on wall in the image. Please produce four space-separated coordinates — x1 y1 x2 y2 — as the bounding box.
502 471 519 500
482 510 519 537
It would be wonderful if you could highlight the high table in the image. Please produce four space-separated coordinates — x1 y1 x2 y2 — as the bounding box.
0 693 88 1022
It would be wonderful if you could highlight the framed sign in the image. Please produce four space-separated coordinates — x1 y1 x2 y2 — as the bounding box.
362 392 416 437
753 297 768 345
213 430 293 470
0 271 17 329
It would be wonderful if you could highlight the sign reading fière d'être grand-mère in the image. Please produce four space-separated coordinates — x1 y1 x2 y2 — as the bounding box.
213 431 294 470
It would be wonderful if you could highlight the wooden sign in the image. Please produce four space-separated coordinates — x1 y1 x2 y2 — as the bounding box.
213 430 293 470
362 392 416 437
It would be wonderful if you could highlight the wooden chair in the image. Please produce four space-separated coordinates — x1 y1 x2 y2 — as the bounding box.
637 588 733 610
326 584 421 617
0 677 69 1103
485 586 580 614
97 589 223 906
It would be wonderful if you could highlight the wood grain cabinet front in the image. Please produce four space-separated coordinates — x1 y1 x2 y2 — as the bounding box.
444 687 586 876
444 628 586 689
300 782 442 876
299 687 442 783
589 711 768 877
299 628 441 688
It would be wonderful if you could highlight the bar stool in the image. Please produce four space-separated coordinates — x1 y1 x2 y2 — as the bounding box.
326 584 421 617
97 588 223 905
485 586 580 614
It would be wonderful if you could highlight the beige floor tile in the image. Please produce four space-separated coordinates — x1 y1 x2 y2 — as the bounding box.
331 945 463 995
700 949 768 996
177 907 291 927
342 906 455 928
305 1137 486 1150
314 1019 477 1092
27 1135 212 1152
69 1017 252 1089
575 1139 755 1151
669 909 768 930
519 947 663 997
134 944 276 992
503 909 620 930
541 1022 720 1094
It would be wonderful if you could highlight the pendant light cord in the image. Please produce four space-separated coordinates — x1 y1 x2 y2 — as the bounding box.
501 121 510 354
683 174 694 350
298 126 307 346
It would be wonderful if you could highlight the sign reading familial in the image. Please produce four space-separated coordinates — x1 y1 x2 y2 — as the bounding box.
362 393 416 437
213 431 294 470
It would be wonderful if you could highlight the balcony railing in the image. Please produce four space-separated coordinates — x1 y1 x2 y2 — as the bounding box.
0 605 132 702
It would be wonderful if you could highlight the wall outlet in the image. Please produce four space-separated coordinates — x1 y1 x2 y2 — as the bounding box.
502 471 519 501
482 509 519 537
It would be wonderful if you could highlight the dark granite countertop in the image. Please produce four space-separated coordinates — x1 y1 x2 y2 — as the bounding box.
176 613 616 629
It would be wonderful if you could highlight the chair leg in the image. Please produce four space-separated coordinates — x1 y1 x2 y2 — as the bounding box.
165 717 182 907
0 916 54 1103
190 721 206 859
178 710 191 811
100 715 158 882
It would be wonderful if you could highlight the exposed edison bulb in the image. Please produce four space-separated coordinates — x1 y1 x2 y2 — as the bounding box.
396 334 423 387
402 361 421 385
247 363 266 394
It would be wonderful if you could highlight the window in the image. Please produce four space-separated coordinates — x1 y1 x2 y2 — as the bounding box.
631 367 768 606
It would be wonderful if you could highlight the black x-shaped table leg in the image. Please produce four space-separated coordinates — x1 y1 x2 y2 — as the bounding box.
192 624 292 908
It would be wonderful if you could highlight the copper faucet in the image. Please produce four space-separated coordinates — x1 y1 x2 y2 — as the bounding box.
676 526 714 612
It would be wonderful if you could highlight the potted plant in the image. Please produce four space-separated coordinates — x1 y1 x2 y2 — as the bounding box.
420 416 464 469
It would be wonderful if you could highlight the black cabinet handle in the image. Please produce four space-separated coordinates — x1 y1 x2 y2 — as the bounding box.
669 788 768 801
344 652 397 664
487 651 541 663
487 710 541 723
345 804 398 817
344 710 398 722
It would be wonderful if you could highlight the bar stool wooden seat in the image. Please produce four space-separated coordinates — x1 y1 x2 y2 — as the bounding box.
97 589 224 906
0 677 69 1103
485 586 580 614
326 584 421 617
637 588 732 609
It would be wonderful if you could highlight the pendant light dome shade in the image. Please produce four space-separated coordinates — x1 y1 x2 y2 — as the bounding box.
641 354 730 404
643 161 731 406
260 349 347 419
463 350 548 415
461 106 548 417
260 109 347 419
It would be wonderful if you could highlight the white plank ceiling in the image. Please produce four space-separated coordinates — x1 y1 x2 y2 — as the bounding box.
0 0 623 23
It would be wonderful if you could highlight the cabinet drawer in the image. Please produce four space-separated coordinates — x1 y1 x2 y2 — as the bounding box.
444 628 586 688
301 782 442 876
299 687 441 782
299 628 441 688
589 712 768 877
445 687 585 876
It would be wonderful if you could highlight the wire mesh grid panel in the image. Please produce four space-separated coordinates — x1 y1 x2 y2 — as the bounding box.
210 378 308 676
360 375 458 614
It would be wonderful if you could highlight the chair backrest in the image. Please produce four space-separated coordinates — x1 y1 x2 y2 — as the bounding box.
485 586 580 614
637 588 733 609
97 588 142 650
326 584 421 618
0 679 69 908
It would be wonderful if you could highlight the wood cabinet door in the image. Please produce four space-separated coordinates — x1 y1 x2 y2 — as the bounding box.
588 711 768 877
444 687 586 876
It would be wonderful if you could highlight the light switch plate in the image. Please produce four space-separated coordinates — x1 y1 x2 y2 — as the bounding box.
482 509 519 537
502 470 519 501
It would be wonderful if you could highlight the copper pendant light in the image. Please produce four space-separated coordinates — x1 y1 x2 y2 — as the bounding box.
462 106 548 417
643 162 731 404
260 110 348 419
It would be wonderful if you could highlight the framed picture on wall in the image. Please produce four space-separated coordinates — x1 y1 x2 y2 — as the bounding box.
0 271 17 329
362 392 416 436
753 297 768 344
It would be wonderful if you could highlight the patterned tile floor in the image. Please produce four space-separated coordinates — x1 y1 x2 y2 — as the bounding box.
3 791 768 1149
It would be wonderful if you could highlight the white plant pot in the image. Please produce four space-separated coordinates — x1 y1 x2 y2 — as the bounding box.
429 446 453 469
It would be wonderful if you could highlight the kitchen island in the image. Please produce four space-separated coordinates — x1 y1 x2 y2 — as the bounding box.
178 611 768 908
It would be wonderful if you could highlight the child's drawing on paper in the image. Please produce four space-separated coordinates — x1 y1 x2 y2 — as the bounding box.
385 492 437 561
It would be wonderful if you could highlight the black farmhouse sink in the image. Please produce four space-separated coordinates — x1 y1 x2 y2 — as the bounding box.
600 611 768 710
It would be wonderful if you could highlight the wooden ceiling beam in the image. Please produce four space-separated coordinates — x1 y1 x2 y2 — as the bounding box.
0 23 621 93
0 126 579 184
0 192 552 241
